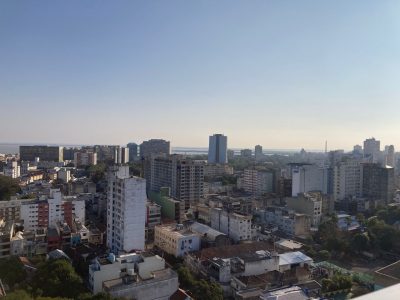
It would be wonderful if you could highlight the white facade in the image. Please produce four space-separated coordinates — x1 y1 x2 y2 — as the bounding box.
89 253 166 294
74 151 97 167
107 166 146 253
385 145 395 167
208 134 228 164
333 159 362 201
57 169 71 182
286 193 323 227
20 202 39 230
364 138 380 163
19 190 85 230
48 189 63 227
210 208 252 242
4 161 20 178
154 224 201 257
291 165 328 196
243 169 274 196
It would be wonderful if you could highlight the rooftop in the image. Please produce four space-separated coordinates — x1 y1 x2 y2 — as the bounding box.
195 241 275 260
103 268 177 291
260 286 309 300
279 252 312 266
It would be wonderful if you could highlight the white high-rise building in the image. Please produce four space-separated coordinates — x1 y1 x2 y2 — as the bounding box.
363 138 380 163
107 166 146 253
208 134 228 164
333 159 362 202
3 161 20 178
243 169 274 196
291 164 328 197
385 145 395 167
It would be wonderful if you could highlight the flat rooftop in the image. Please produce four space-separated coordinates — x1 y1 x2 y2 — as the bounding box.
103 268 177 290
196 241 275 260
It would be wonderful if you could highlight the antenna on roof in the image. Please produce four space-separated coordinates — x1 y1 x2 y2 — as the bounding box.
325 140 328 154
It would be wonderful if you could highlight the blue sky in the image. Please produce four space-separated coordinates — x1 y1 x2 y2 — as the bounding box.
1 1 400 150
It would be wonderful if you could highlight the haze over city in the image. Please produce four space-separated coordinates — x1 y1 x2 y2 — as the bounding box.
2 1 400 150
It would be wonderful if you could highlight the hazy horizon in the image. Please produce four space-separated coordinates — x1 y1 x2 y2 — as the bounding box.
2 1 400 149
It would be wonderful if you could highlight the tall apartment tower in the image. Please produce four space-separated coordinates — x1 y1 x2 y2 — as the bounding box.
140 139 170 159
208 134 228 164
363 138 380 163
127 143 138 161
107 166 146 253
20 145 63 162
362 163 394 205
146 155 205 209
291 164 328 197
333 159 362 202
255 145 263 161
385 145 395 167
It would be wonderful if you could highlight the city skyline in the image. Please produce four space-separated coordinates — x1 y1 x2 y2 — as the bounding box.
2 1 400 149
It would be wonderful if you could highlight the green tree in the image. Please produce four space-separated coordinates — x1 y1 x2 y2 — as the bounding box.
0 256 27 288
4 290 32 300
316 250 331 261
351 233 370 253
177 266 223 300
0 175 21 200
32 259 83 298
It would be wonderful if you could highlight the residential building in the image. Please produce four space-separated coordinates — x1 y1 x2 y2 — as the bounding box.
208 134 228 164
210 208 252 242
259 286 310 300
149 188 185 223
255 145 263 161
20 189 85 230
187 221 230 247
20 145 63 162
140 139 170 159
146 202 161 229
362 163 395 204
227 149 235 160
0 219 13 258
107 166 146 253
0 199 22 221
204 164 233 177
154 224 201 257
333 158 362 202
3 161 20 178
291 164 328 196
57 168 71 183
118 147 130 164
146 155 205 209
93 145 120 163
103 268 178 300
63 147 79 161
127 143 138 161
285 192 323 227
240 149 252 158
385 145 395 167
74 151 97 167
88 252 175 298
255 207 311 237
364 137 381 163
243 168 275 196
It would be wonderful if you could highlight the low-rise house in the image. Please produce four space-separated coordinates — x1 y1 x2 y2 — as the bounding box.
188 221 230 248
154 224 201 257
210 208 252 242
254 207 311 238
88 252 177 300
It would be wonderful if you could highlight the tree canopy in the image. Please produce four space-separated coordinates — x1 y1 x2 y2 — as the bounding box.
177 266 223 300
32 259 83 299
0 175 21 200
0 256 27 288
